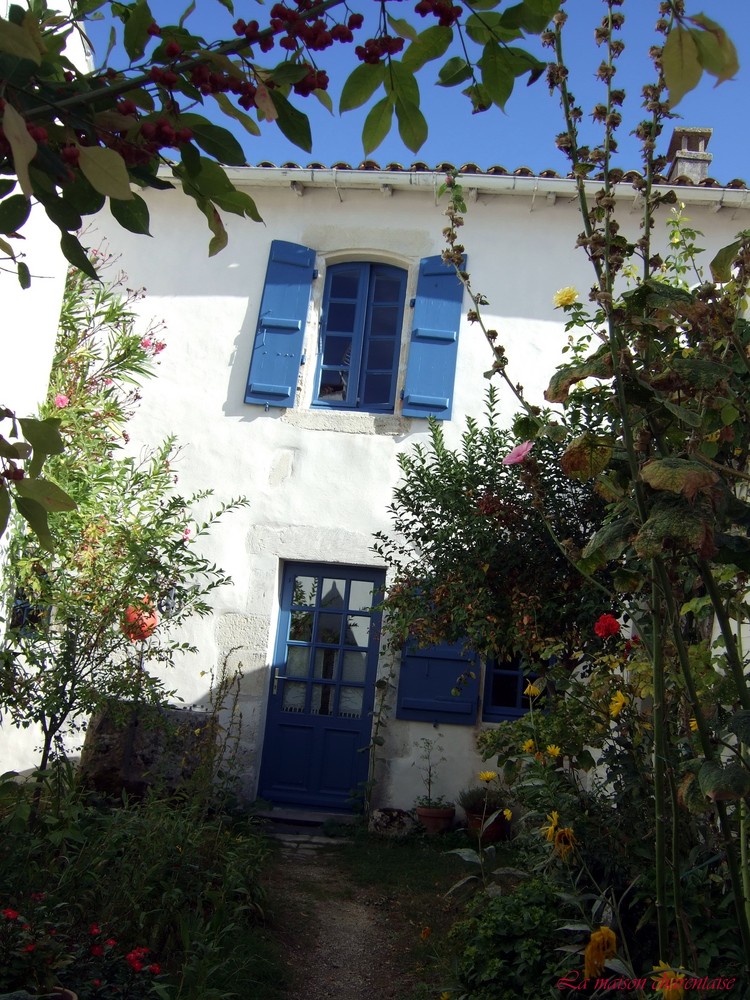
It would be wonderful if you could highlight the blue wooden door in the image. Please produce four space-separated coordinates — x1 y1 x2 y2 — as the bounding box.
259 563 385 810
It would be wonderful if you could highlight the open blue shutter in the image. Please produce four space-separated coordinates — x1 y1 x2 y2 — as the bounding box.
396 640 479 725
401 254 466 420
244 240 316 407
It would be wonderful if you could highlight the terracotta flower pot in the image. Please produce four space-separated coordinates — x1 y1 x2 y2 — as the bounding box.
465 809 511 842
415 804 455 835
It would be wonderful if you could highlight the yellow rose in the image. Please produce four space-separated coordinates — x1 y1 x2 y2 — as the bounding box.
553 286 578 308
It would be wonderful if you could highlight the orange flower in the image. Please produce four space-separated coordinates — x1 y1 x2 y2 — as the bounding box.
420 926 431 941
553 826 576 861
584 926 617 979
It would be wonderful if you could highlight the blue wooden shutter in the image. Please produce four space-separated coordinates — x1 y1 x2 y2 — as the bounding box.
396 640 479 725
244 240 316 408
401 254 466 420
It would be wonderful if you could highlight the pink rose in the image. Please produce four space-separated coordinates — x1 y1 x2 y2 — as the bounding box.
54 393 69 409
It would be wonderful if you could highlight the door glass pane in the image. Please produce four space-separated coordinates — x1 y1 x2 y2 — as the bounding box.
289 610 313 642
327 302 356 333
349 580 376 612
311 683 334 716
345 615 371 647
338 687 364 719
361 373 391 406
341 650 366 683
330 270 359 299
321 578 345 608
314 648 338 680
286 646 311 677
292 576 317 607
370 305 399 336
317 613 341 644
281 682 306 713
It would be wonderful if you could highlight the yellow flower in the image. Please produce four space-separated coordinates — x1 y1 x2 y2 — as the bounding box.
584 926 617 979
554 826 576 860
503 808 512 822
689 717 698 732
651 961 685 999
521 738 535 753
553 286 578 308
478 770 497 783
440 993 451 1000
609 690 627 718
541 811 559 842
524 681 541 698
546 744 561 758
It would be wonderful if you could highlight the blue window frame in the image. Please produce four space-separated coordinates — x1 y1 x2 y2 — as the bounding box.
314 262 407 413
482 655 532 723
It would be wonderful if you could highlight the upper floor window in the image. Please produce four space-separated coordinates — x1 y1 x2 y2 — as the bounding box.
244 240 466 422
314 262 407 413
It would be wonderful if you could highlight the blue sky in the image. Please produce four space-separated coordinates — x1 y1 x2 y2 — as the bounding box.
88 2 750 182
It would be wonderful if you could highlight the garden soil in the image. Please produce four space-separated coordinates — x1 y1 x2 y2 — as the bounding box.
267 841 418 999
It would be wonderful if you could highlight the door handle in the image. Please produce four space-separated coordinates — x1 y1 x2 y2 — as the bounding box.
272 667 280 695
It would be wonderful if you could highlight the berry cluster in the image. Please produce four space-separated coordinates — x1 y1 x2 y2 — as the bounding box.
414 0 463 27
355 34 404 64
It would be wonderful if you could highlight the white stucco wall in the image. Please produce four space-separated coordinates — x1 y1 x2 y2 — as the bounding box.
3 165 748 805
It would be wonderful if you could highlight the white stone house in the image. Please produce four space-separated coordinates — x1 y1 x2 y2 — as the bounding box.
3 131 748 813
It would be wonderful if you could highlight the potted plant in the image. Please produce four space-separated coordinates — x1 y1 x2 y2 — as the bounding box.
458 772 511 842
412 737 455 834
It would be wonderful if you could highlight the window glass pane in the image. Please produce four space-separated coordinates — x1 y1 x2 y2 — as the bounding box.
373 275 402 303
321 578 346 608
338 686 363 719
327 302 356 333
366 339 395 370
317 613 342 644
349 580 376 611
289 610 313 642
287 646 311 677
281 682 306 713
291 576 317 607
322 337 352 367
318 371 347 399
341 650 366 683
330 270 360 299
345 615 371 647
314 648 338 679
370 305 399 337
361 373 392 406
310 683 334 716
491 672 522 709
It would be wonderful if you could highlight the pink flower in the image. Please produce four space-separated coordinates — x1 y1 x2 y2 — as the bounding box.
153 341 166 354
89 923 101 935
90 944 104 956
54 393 69 409
502 441 534 465
183 528 191 539
140 338 153 349
23 942 36 952
148 964 161 975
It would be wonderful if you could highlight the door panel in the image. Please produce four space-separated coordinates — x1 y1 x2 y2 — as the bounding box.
259 563 385 809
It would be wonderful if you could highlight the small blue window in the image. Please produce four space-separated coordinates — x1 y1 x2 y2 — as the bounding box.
314 262 407 413
482 655 532 723
396 640 479 725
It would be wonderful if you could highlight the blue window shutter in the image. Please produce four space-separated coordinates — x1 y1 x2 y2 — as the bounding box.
401 254 466 420
245 240 316 407
396 640 479 725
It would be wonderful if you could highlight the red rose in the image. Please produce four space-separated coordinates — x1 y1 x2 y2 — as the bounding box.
91 944 104 956
2 908 19 920
594 613 620 639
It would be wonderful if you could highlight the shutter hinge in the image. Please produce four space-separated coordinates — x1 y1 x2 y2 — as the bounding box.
301 352 306 366
400 389 405 400
409 297 416 308
313 268 319 279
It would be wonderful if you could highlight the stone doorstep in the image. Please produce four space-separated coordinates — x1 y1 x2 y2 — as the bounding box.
254 807 358 838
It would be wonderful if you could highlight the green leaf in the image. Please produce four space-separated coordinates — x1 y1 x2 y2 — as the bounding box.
0 15 41 63
19 417 65 476
210 91 261 136
634 495 712 559
726 710 750 745
386 59 420 106
465 0 502 10
0 482 10 538
14 495 54 551
16 260 29 288
709 238 743 282
387 13 417 41
270 90 312 153
211 188 262 223
500 0 559 33
15 477 76 512
466 12 520 45
340 62 385 113
612 568 645 593
662 25 702 108
110 192 151 235
0 193 30 233
582 518 631 563
662 399 702 428
267 61 309 87
545 344 613 403
362 96 394 156
39 192 82 232
312 88 333 114
3 102 36 197
640 458 718 501
698 760 750 802
123 0 154 61
78 146 133 201
721 403 740 426
560 435 612 480
402 25 452 72
0 178 16 198
195 196 227 257
177 156 234 199
437 56 473 87
60 171 106 216
177 114 246 166
60 232 99 281
480 42 514 109
395 97 427 153
688 14 738 82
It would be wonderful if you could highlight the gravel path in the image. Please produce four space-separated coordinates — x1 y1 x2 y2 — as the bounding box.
267 839 416 1000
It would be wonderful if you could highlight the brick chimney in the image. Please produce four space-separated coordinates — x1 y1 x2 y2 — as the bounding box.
666 127 713 183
